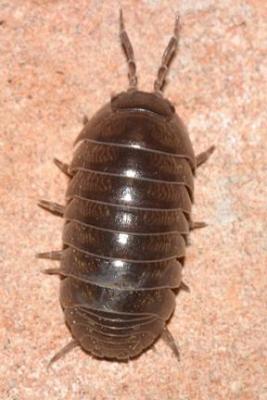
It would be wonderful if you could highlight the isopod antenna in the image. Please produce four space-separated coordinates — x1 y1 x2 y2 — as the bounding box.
154 15 180 93
119 9 138 90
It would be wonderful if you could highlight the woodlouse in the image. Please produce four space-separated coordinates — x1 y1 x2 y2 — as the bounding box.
37 11 214 364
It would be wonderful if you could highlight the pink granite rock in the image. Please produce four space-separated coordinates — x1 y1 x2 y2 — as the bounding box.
1 1 266 399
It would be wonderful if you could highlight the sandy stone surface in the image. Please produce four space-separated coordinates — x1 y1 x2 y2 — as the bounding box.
1 1 266 399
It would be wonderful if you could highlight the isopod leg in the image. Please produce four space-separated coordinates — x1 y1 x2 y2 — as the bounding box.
83 115 89 125
38 199 64 217
42 267 64 276
190 221 207 230
119 9 138 89
54 158 72 177
36 250 63 260
179 281 190 292
154 15 180 93
196 145 215 168
47 339 78 368
161 326 180 362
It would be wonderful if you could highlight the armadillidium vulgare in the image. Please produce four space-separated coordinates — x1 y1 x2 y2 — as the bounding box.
37 11 214 364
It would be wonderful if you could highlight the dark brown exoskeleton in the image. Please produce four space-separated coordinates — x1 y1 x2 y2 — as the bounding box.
37 11 214 364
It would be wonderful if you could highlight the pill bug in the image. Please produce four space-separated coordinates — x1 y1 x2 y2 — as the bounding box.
37 11 214 364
